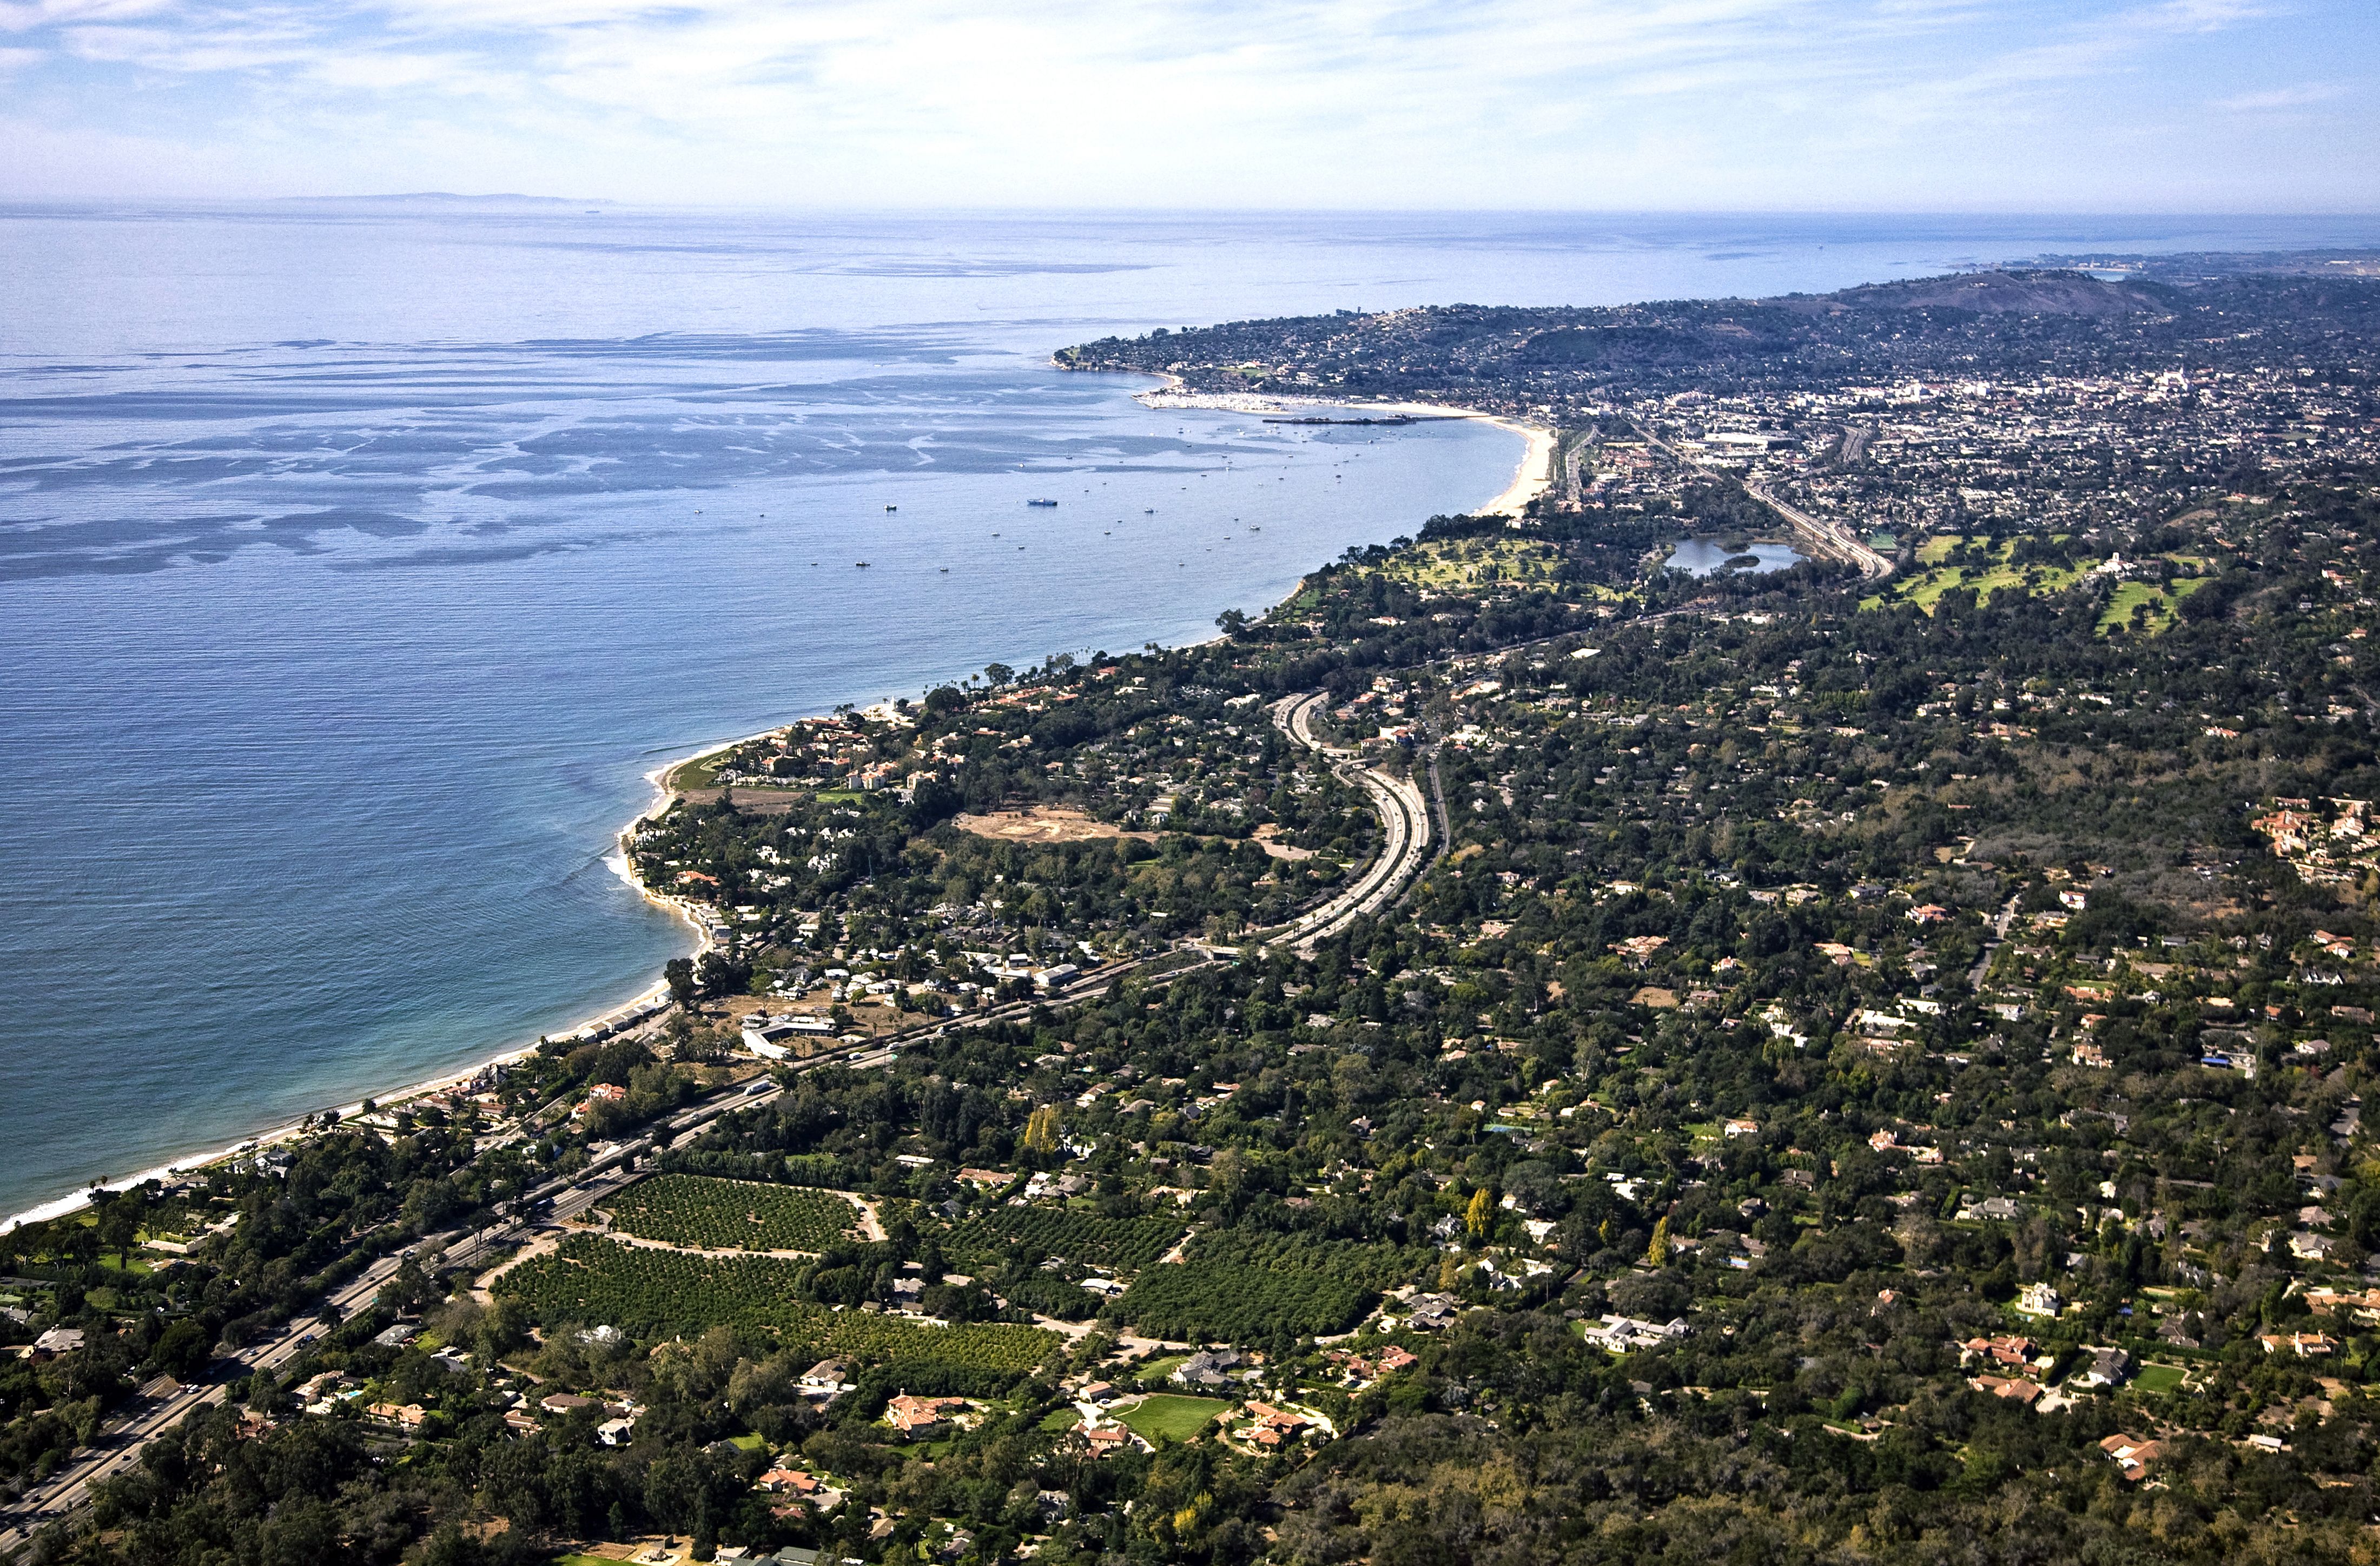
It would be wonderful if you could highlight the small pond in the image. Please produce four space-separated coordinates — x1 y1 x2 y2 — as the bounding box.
1663 538 1807 577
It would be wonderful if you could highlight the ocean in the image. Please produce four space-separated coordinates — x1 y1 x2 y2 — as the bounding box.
4 206 2377 1221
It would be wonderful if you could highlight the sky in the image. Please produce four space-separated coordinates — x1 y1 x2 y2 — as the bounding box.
0 0 2375 209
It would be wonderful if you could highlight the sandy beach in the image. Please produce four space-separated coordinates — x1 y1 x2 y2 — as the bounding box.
2 384 1535 1234
0 745 725 1233
1130 376 1553 517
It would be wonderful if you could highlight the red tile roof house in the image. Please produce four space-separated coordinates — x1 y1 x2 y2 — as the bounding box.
884 1394 967 1437
1082 1426 1132 1458
2100 1432 2164 1480
1970 1376 2041 1406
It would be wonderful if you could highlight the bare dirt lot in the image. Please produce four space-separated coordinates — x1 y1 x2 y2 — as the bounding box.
669 785 808 816
954 808 1155 844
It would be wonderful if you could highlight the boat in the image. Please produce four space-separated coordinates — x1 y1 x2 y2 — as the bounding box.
855 561 870 568
884 504 897 512
1027 499 1058 507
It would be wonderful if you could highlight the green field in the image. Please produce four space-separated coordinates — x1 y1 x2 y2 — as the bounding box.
1116 1394 1230 1443
1863 535 2211 635
1039 1407 1082 1432
1861 538 2086 614
1119 1260 1375 1341
2097 575 2212 635
2131 1363 2189 1395
604 1174 858 1252
495 1235 1057 1373
667 748 734 790
946 1208 1184 1271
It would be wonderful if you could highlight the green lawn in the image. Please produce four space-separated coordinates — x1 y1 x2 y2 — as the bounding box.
1116 1394 1230 1443
667 748 733 790
1134 1353 1191 1383
1039 1407 1081 1432
2132 1363 2189 1395
2097 574 2212 636
726 1432 766 1451
1860 537 2084 615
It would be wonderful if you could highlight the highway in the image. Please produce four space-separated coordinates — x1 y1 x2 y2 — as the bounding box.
1740 479 1893 580
1267 692 1434 954
1627 419 1893 581
0 1068 803 1555
0 691 1429 1551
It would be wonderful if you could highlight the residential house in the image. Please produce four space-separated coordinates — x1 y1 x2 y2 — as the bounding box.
1405 1293 1462 1330
29 1327 84 1360
1581 1315 1691 1353
1173 1349 1247 1389
885 1393 968 1437
366 1402 429 1430
2258 1330 2337 1357
2100 1432 2164 1481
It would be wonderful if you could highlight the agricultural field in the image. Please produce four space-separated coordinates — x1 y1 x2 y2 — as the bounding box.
944 1208 1184 1272
1119 1260 1374 1342
1184 1231 1431 1292
603 1173 858 1252
494 1236 1058 1372
1114 1394 1229 1444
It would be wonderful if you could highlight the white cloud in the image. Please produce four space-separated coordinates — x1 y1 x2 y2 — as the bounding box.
2214 82 2344 111
0 0 2366 207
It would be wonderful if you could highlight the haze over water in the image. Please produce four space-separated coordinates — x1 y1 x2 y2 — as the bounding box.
4 207 2377 1221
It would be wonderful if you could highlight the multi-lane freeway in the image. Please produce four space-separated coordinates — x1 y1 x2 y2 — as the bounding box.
0 1069 803 1554
0 686 1420 1554
1627 419 1893 582
1268 692 1434 953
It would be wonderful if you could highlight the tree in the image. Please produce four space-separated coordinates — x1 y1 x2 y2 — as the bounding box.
665 958 698 1007
1464 1188 1493 1239
147 1317 211 1381
97 1193 142 1268
1215 609 1250 638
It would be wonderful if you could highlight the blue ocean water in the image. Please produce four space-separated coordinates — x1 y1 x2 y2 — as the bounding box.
4 206 2378 1220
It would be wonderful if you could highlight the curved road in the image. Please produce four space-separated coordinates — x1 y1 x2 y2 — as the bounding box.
1267 693 1433 953
4 697 1424 1551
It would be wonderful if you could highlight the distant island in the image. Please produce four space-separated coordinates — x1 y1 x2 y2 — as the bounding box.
273 192 609 207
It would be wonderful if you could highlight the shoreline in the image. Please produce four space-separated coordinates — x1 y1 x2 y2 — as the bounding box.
2 376 1535 1234
0 748 724 1234
1131 374 1554 517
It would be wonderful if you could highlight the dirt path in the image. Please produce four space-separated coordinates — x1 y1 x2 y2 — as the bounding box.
845 1193 888 1241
